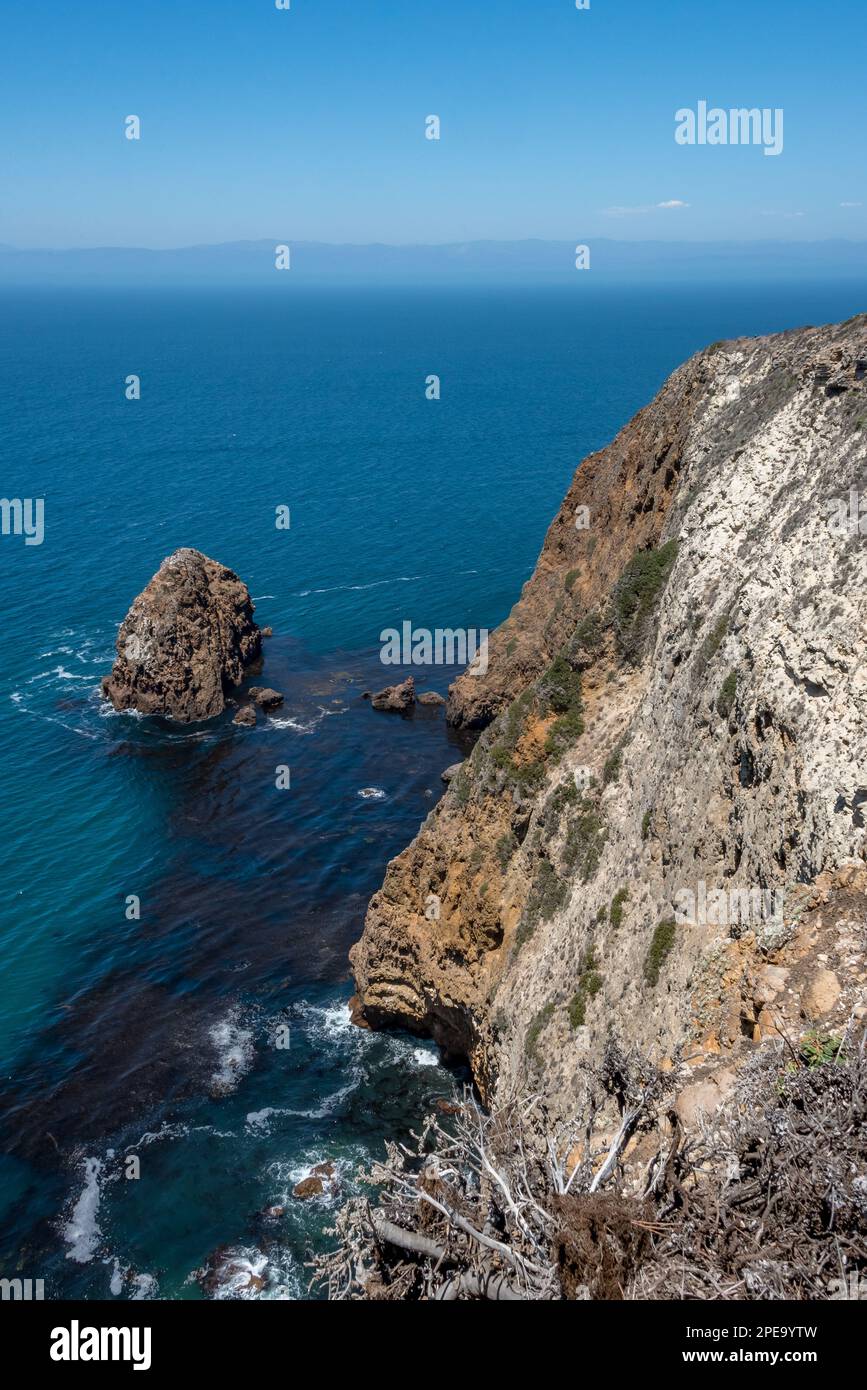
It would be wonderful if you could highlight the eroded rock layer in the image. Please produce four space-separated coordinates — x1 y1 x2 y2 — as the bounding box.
351 315 867 1112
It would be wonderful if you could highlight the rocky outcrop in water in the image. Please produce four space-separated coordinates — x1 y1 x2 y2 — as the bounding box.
101 548 262 722
350 315 867 1114
248 686 284 711
366 675 416 711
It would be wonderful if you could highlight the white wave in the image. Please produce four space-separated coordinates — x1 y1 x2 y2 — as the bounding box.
245 1106 289 1133
266 1153 344 1202
357 786 386 800
304 1000 354 1041
207 1246 270 1300
294 575 421 598
97 700 145 720
27 664 94 685
266 704 348 733
132 1120 236 1147
106 1256 158 1300
411 1045 441 1068
208 1011 255 1097
63 1156 104 1263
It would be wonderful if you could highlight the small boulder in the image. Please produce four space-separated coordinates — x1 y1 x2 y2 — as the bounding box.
233 704 257 727
434 1098 462 1116
675 1067 737 1128
441 762 464 784
348 994 370 1029
292 1176 324 1200
418 691 446 706
801 968 841 1019
292 1162 336 1201
261 627 273 638
248 687 284 710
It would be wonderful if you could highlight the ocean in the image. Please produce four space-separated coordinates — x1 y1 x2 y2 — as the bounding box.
0 279 864 1298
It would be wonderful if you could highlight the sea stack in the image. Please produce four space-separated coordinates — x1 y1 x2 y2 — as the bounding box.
101 548 262 722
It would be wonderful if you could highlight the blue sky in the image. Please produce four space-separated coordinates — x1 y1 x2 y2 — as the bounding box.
1 0 864 248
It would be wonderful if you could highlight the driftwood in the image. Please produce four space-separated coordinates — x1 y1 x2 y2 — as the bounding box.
312 1039 670 1300
313 1028 867 1300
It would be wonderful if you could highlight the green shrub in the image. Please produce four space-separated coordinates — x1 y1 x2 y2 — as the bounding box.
641 809 652 840
488 689 545 791
572 610 603 650
716 669 738 719
562 800 607 882
564 568 580 592
644 918 676 986
614 540 679 660
610 887 629 928
525 1002 555 1064
567 991 586 1027
567 950 603 1029
539 656 583 715
545 705 585 756
699 611 730 665
545 779 579 817
603 741 624 785
495 832 518 871
798 1031 844 1068
516 860 567 949
453 769 470 806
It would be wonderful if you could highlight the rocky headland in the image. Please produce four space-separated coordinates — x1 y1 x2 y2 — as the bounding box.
350 314 867 1118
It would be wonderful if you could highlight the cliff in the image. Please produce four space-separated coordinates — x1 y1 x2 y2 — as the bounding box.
350 314 867 1119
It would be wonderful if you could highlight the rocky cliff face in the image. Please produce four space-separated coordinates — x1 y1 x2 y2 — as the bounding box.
351 315 867 1118
101 548 262 722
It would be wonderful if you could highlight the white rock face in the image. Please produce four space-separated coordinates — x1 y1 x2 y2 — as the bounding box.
352 316 867 1113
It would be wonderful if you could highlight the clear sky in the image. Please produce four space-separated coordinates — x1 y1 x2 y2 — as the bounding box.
1 0 864 248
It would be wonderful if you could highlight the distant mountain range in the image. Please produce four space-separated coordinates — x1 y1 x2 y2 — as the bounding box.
1 238 866 285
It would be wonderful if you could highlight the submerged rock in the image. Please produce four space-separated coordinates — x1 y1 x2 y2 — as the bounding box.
101 548 262 722
292 1162 337 1201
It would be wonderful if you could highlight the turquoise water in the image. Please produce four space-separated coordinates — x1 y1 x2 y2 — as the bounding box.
0 281 864 1298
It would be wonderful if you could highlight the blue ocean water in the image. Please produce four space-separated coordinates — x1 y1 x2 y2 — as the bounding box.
0 280 864 1298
